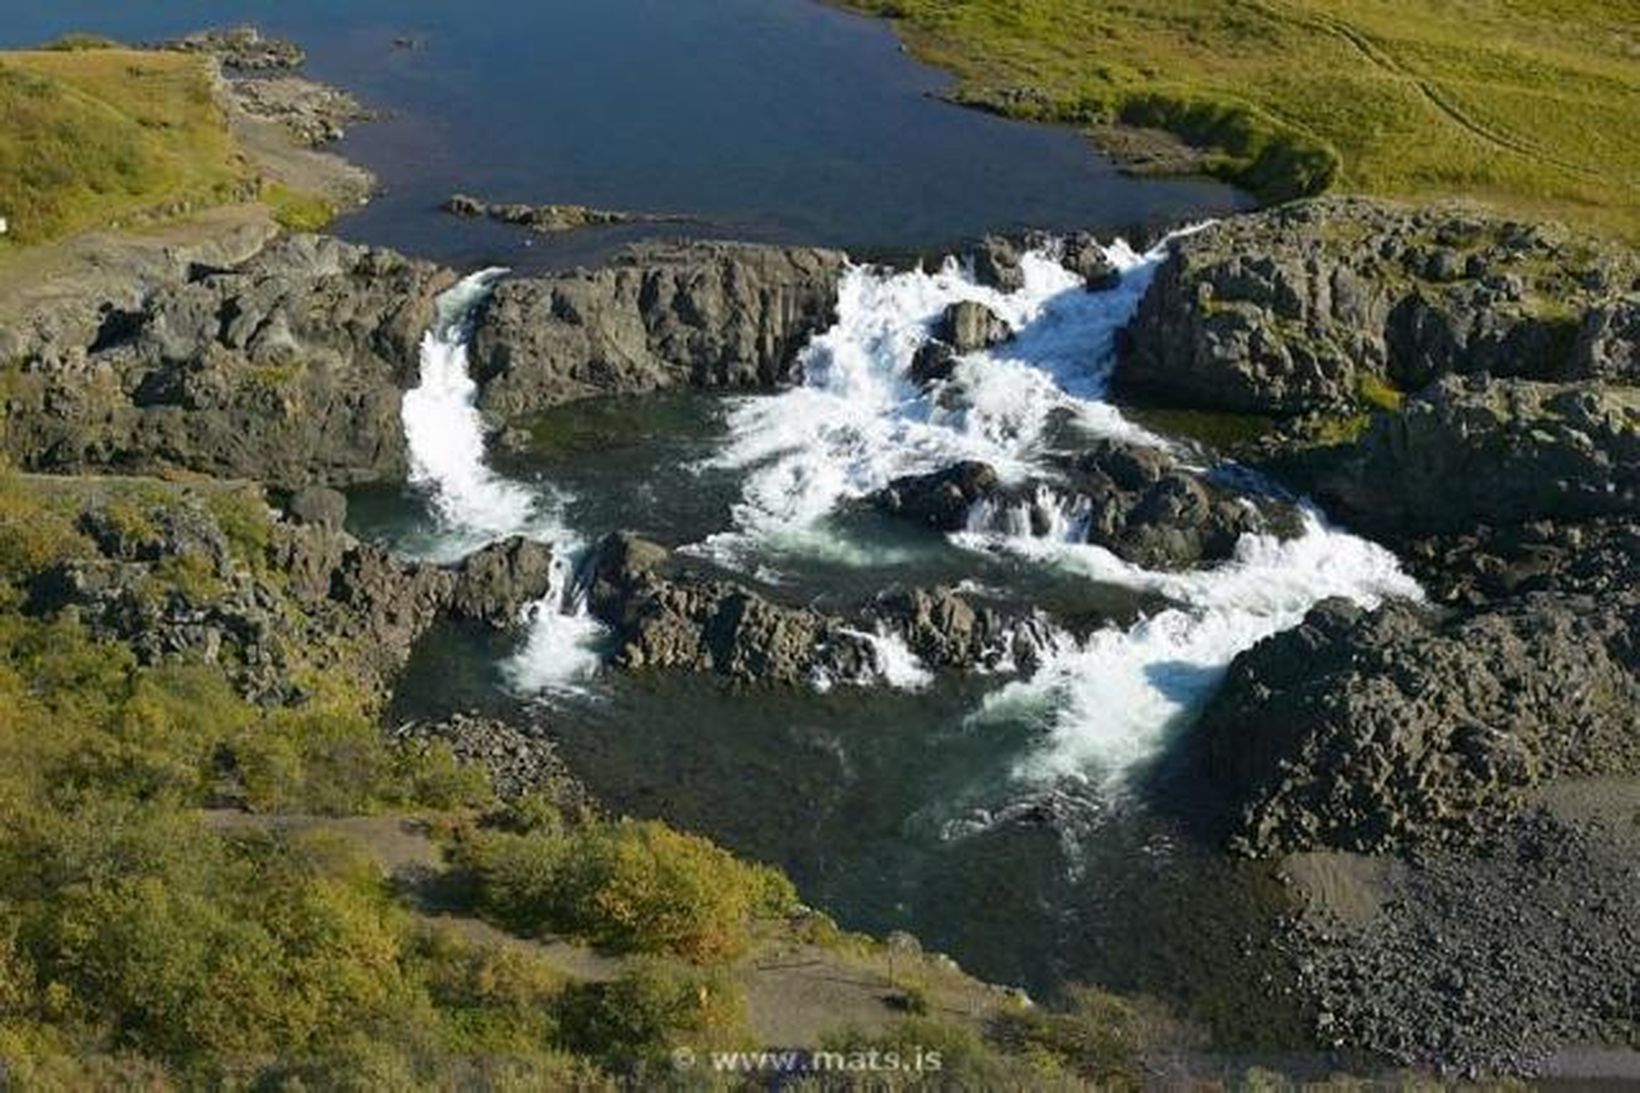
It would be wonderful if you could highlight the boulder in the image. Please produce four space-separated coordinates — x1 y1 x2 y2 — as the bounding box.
872 442 1301 569
970 236 1025 292
446 538 557 630
934 300 1010 353
1059 233 1122 291
584 533 877 685
871 461 1000 532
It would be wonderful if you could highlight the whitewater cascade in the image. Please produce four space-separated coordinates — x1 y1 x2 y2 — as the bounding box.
700 235 1421 783
401 271 604 692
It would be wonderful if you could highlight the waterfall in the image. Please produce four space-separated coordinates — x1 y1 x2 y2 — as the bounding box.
401 270 605 693
697 233 1420 781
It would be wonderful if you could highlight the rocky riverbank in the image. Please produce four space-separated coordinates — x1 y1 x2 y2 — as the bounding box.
1114 196 1638 1074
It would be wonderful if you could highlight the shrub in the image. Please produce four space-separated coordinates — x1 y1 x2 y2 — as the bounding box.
464 819 798 962
556 958 745 1072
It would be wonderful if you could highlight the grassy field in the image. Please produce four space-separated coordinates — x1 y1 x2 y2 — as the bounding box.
0 44 248 247
847 0 1640 237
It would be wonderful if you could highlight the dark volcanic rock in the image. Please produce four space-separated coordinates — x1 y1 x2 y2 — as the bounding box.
442 192 676 234
583 532 877 686
22 483 548 706
869 586 1037 671
1404 516 1640 606
970 235 1025 292
1289 375 1638 539
283 485 348 531
908 340 958 386
163 26 304 70
873 442 1300 570
1058 233 1122 292
467 241 846 415
392 712 592 806
446 538 556 630
935 300 1011 353
1194 593 1640 856
2 235 456 487
1280 797 1640 1075
1117 197 1639 415
1571 297 1640 382
872 461 1000 532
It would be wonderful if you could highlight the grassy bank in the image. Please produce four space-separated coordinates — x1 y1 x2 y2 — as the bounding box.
846 0 1640 237
0 45 249 247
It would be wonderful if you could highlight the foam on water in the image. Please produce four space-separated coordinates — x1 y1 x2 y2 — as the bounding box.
402 270 604 692
696 242 1169 571
697 232 1421 781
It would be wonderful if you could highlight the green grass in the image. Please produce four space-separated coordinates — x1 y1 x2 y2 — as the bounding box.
0 47 247 246
263 180 336 233
846 0 1640 237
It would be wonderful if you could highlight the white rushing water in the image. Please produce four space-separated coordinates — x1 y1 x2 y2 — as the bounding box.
401 271 604 692
699 234 1421 783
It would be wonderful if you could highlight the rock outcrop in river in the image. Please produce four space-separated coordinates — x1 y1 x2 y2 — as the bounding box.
873 439 1302 570
468 241 848 414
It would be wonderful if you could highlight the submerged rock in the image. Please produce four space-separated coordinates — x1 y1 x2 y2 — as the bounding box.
468 241 847 414
442 192 681 233
1193 593 1640 856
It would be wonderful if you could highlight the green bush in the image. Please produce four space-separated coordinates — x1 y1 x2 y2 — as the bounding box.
464 819 798 962
556 957 745 1072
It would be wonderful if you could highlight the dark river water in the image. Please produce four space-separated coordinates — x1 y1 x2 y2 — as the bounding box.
2 0 1249 269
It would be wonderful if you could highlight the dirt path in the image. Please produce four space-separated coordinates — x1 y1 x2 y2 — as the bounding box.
200 810 1017 1047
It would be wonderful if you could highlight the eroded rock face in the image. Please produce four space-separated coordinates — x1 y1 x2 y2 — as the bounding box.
1294 375 1639 539
467 241 847 415
2 235 456 488
872 441 1300 570
1117 197 1639 415
1194 594 1640 856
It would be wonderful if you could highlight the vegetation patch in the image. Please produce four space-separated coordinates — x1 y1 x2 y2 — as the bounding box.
262 180 336 233
0 45 246 246
459 816 799 962
846 0 1640 237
